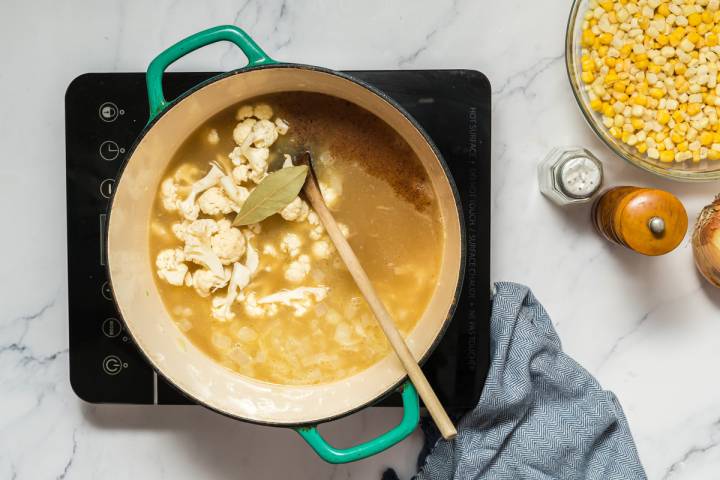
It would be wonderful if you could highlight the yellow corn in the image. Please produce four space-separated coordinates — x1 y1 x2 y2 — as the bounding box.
578 0 720 164
657 110 671 124
660 150 675 162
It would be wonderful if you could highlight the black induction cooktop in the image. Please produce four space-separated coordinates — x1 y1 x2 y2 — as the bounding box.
65 70 491 409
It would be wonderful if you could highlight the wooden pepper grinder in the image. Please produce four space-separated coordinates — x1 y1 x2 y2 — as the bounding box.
592 186 688 256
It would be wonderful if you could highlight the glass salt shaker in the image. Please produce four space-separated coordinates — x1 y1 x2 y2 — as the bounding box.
538 147 603 206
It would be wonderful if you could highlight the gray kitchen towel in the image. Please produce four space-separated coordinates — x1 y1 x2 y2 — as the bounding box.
414 282 647 480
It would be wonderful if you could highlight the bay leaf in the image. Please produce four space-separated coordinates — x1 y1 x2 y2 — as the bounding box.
232 165 308 226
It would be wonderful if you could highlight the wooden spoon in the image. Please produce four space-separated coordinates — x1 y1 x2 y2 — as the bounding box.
295 151 457 440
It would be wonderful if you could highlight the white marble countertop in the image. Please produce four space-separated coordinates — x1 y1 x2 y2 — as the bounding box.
2 0 720 478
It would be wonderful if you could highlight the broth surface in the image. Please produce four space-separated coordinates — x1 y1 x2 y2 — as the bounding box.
150 92 444 385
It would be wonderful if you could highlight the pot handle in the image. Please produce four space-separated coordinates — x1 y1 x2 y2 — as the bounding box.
146 25 275 119
295 381 420 464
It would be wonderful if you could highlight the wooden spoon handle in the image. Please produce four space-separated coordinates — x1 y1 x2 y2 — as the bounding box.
301 166 457 440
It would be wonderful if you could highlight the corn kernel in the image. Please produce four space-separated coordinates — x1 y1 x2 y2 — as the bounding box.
582 30 596 48
709 149 720 160
657 110 671 124
599 33 613 45
700 131 714 146
632 118 645 130
678 141 689 152
687 103 702 115
689 13 703 27
582 71 595 84
637 142 648 153
633 94 648 106
650 87 665 99
660 150 675 162
590 98 603 111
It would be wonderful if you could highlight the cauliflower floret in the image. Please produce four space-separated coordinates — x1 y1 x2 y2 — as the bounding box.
251 120 278 148
280 233 303 258
311 240 333 259
258 286 329 318
254 103 273 120
233 118 257 147
210 227 246 265
248 167 267 184
229 147 246 166
184 243 225 277
172 219 220 245
173 163 202 184
243 230 259 274
280 197 310 222
207 129 219 145
220 176 250 206
178 165 225 221
258 286 329 304
275 118 289 135
232 165 250 183
236 105 254 120
155 249 188 286
245 146 270 172
192 268 229 297
197 187 236 216
319 182 339 208
243 292 266 317
263 244 278 257
285 254 311 283
160 178 179 212
211 262 251 320
307 211 325 240
217 218 232 231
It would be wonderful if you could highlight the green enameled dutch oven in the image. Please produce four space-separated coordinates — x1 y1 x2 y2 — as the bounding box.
107 25 465 463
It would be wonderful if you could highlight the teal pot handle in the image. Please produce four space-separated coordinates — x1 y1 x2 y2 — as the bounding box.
296 381 420 464
146 25 276 119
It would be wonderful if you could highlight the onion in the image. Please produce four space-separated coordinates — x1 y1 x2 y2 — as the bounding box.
693 195 720 288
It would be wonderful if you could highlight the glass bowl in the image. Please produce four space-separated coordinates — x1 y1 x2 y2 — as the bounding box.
566 0 720 182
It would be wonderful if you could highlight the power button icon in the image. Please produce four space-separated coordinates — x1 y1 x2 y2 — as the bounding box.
99 102 124 122
102 355 127 375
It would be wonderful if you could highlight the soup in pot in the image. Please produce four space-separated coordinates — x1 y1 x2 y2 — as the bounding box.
149 92 444 385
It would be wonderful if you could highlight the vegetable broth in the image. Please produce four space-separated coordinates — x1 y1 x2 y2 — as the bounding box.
149 92 444 385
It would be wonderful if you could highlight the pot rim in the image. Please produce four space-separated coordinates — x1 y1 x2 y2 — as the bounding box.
106 63 467 427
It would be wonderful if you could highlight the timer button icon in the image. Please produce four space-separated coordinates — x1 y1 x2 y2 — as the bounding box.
99 102 123 122
99 140 124 161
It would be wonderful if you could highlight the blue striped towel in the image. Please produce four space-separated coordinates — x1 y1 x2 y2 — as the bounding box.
412 282 646 480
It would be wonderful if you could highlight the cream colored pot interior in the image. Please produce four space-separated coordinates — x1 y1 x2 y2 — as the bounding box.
108 67 462 425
